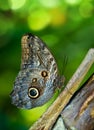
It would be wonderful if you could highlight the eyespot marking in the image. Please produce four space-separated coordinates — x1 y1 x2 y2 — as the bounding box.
32 78 37 83
28 87 39 99
41 71 48 78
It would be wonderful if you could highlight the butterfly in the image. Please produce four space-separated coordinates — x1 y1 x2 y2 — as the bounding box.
10 33 64 109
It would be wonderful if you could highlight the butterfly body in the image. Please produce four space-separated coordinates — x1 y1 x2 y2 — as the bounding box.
10 33 64 109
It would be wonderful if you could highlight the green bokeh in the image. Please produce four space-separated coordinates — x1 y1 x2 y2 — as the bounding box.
0 0 94 129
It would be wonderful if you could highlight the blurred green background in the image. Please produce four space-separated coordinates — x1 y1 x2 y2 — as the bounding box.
0 0 94 129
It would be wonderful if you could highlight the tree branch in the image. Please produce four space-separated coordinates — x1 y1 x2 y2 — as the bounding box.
61 73 94 130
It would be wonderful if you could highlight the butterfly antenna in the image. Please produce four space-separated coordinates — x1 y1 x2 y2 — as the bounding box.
62 55 68 75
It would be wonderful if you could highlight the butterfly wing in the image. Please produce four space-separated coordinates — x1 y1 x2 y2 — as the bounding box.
10 33 64 109
21 33 58 74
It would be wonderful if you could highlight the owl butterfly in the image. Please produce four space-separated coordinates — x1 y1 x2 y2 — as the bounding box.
10 33 64 109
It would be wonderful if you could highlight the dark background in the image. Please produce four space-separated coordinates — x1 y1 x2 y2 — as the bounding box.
0 0 94 130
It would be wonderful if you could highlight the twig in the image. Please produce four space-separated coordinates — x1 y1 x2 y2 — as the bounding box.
29 48 94 130
61 74 94 130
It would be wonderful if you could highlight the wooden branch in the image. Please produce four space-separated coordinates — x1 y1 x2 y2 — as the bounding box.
29 49 94 130
61 74 94 130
